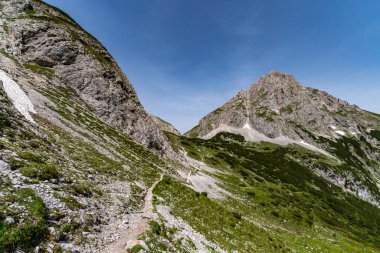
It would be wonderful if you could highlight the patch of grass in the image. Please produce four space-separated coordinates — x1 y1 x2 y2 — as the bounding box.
54 193 83 210
70 183 94 197
154 176 287 252
0 188 48 252
9 158 27 170
370 130 380 142
149 220 162 235
255 109 275 122
25 9 36 16
0 50 21 67
61 220 81 234
19 151 45 163
23 64 54 79
20 163 59 181
2 24 8 33
128 245 144 252
280 104 294 114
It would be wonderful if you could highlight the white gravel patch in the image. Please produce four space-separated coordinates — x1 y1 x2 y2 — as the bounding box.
203 123 332 157
0 69 36 123
156 205 227 253
186 171 231 199
335 130 346 136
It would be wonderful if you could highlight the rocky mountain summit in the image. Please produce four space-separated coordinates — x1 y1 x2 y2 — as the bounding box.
187 71 378 144
187 71 380 206
0 0 174 156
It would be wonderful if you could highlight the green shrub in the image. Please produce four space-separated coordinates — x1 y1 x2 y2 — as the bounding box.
232 212 242 220
306 215 314 226
20 164 59 181
70 183 93 197
271 211 280 217
55 194 83 210
61 220 81 233
247 191 256 197
149 220 161 235
128 245 143 253
291 210 303 221
9 158 26 170
164 177 171 185
19 151 45 163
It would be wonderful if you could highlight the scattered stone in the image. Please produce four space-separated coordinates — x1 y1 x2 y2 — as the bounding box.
4 216 15 225
125 240 148 251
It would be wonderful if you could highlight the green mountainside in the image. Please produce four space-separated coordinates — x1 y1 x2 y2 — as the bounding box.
0 1 379 253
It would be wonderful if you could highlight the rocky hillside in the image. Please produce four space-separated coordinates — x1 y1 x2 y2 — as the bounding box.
1 1 380 253
0 1 177 252
186 71 379 145
187 71 380 206
149 114 180 135
0 0 174 156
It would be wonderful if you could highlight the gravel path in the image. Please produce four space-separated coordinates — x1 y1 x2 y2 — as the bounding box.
101 174 163 253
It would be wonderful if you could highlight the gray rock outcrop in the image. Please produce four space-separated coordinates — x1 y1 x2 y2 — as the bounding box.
0 0 174 156
149 114 181 135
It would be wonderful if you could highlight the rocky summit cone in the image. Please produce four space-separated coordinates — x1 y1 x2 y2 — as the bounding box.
186 70 379 147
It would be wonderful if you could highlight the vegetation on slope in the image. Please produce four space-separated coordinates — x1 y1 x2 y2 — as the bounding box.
0 83 168 251
150 132 380 252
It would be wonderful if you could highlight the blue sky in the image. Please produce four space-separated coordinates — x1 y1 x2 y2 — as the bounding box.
45 0 380 133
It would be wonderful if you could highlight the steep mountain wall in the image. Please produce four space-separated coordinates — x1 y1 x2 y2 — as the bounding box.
0 0 174 156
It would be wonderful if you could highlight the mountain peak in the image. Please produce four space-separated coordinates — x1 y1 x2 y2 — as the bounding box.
266 70 292 78
186 71 376 151
255 70 300 89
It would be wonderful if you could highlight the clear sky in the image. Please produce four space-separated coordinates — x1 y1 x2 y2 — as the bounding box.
44 0 380 133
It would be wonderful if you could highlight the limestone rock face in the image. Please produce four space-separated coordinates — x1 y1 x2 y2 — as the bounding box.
0 0 174 156
186 71 379 148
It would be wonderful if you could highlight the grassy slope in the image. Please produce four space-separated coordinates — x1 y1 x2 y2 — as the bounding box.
0 84 169 252
144 132 380 252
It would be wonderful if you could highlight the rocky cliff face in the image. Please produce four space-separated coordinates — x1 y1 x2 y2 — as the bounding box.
0 0 174 156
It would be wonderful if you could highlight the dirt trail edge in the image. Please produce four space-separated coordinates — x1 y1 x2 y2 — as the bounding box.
102 174 163 253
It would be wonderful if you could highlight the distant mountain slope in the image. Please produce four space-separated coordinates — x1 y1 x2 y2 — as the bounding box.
186 71 380 206
149 114 181 135
186 71 379 144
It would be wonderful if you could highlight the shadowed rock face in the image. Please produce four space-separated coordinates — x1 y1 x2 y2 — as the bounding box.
187 71 379 148
0 0 175 156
